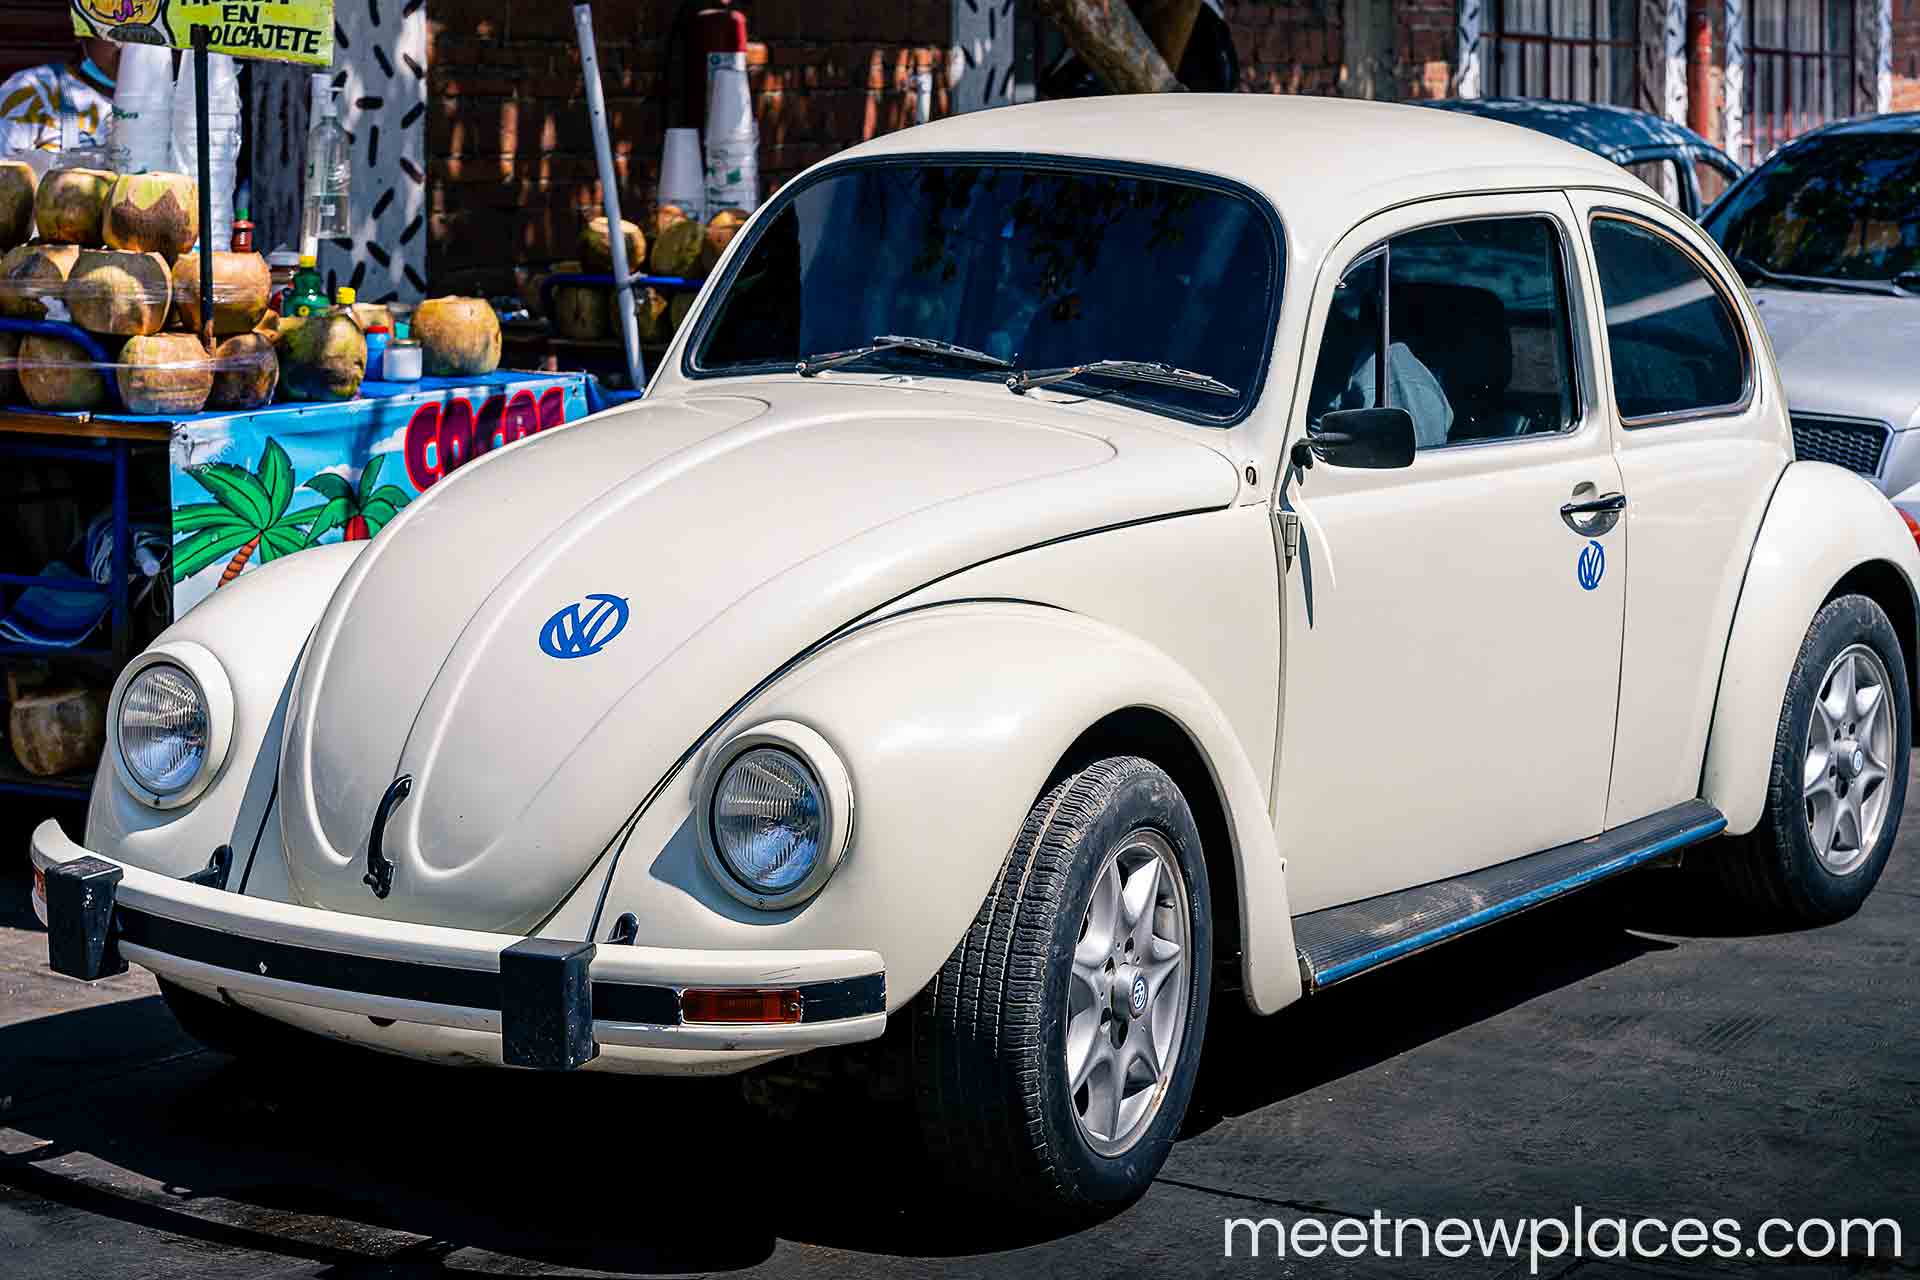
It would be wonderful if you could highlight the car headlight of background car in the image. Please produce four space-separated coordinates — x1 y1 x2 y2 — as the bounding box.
108 642 234 809
695 720 853 909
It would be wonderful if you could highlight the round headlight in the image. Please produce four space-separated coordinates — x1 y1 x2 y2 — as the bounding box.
696 721 853 910
118 662 209 795
711 747 824 895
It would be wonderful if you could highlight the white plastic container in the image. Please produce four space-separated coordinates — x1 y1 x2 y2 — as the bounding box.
109 43 175 174
171 52 243 245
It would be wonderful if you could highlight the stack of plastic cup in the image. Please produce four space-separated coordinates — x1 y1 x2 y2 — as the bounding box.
170 52 243 247
109 43 175 174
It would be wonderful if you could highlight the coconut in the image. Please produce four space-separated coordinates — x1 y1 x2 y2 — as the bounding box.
208 331 279 409
117 332 213 414
170 251 271 335
668 291 694 336
67 249 171 335
580 216 646 274
34 168 116 245
650 217 705 277
18 333 110 411
279 311 365 401
0 162 36 248
552 286 609 340
103 172 199 257
654 204 690 239
0 242 79 319
633 287 671 344
413 295 502 375
700 208 748 274
0 331 18 402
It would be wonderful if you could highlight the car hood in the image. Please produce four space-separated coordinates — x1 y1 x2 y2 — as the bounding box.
278 384 1240 930
1749 288 1920 431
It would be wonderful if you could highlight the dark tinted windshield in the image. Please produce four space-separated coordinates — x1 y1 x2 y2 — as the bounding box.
691 162 1280 421
1704 133 1920 282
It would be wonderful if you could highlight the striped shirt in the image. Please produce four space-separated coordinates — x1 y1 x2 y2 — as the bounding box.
0 64 112 156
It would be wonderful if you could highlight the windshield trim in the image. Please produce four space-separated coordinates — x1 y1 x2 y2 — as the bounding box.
679 150 1288 430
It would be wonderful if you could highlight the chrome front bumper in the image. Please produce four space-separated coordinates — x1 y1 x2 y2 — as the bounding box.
31 820 886 1070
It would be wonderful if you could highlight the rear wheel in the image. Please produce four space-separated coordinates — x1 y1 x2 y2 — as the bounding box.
910 756 1213 1222
1711 594 1910 924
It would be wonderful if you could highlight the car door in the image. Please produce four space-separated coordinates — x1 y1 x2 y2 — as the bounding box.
1564 191 1790 828
1273 193 1628 913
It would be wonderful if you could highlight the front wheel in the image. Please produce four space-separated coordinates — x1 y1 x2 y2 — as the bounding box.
909 756 1213 1222
1711 593 1910 924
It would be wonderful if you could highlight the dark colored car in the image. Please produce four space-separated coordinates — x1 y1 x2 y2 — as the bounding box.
1424 97 1744 218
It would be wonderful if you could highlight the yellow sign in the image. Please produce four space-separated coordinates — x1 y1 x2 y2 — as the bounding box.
72 0 335 67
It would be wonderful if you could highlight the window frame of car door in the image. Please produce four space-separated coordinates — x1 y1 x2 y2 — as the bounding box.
1586 206 1757 431
1306 207 1594 458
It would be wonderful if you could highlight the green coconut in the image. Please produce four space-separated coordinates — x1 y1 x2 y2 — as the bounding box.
580 216 646 273
172 251 271 335
413 295 501 375
66 248 170 335
654 203 690 239
34 167 116 245
0 242 79 319
103 171 198 257
552 286 609 340
650 217 705 277
668 291 694 336
208 331 279 409
700 208 748 274
117 332 213 414
279 311 366 401
0 161 36 248
633 287 670 344
18 333 109 410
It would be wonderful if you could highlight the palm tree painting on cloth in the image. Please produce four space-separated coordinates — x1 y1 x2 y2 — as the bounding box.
170 439 318 587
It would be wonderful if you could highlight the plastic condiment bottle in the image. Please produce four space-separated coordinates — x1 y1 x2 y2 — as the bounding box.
334 285 356 309
288 255 327 317
364 322 391 380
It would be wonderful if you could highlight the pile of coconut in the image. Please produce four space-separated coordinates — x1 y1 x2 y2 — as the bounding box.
528 205 747 346
0 161 281 415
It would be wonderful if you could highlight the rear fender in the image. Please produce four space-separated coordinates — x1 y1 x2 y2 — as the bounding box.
578 602 1302 1015
1702 462 1920 834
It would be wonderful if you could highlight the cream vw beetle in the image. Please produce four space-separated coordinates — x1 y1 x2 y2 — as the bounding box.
32 97 1920 1220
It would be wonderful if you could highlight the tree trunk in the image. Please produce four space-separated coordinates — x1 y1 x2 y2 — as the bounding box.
1136 0 1205 74
219 535 260 586
1033 0 1184 94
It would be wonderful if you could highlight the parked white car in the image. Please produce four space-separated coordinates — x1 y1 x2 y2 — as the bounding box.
32 97 1920 1222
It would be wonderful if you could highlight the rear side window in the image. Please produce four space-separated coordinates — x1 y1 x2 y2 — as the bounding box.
1589 217 1748 422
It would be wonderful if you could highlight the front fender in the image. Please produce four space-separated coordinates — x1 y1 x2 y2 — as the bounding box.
85 543 366 879
1703 462 1920 835
578 602 1301 1016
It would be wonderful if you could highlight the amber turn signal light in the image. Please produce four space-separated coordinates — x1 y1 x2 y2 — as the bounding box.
681 987 804 1024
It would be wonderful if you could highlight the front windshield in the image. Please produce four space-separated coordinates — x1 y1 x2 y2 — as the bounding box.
1704 133 1920 283
691 161 1280 421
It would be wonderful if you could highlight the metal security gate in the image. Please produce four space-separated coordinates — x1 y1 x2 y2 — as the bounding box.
1486 0 1641 104
1747 0 1855 162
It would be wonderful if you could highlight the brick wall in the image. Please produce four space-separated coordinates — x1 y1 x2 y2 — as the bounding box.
426 0 947 291
1895 0 1920 112
1222 0 1459 100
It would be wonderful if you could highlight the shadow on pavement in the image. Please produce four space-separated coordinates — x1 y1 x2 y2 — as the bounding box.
0 864 1699 1272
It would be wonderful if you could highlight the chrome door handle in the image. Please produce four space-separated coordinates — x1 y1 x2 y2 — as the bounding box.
1561 492 1626 534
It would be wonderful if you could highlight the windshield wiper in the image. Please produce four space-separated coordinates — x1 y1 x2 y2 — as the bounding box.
1005 359 1239 399
795 334 1010 377
1731 256 1904 296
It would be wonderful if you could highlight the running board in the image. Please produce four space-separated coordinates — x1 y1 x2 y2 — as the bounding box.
1293 800 1726 992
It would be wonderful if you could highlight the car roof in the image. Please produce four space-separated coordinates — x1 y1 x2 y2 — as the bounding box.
1423 96 1732 163
828 95 1652 267
1801 110 1920 138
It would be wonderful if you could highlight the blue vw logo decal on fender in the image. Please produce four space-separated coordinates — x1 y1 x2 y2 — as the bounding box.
1577 540 1605 592
539 594 630 659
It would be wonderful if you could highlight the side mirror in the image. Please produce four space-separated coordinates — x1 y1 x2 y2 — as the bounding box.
1291 407 1416 470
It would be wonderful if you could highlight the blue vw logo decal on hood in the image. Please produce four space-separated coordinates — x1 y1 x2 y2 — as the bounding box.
539 594 630 659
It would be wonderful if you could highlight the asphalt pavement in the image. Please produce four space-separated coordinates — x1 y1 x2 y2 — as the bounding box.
1 786 1916 1279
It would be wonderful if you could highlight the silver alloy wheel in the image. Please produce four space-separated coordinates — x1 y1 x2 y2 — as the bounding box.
1804 643 1896 876
1064 827 1190 1157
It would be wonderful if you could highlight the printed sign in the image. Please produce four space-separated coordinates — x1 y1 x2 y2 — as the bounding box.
166 373 591 617
72 0 336 67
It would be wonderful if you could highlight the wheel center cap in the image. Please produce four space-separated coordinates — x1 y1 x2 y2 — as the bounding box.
1112 968 1148 1021
1837 741 1865 779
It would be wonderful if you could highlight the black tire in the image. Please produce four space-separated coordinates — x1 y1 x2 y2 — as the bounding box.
1710 593 1910 924
910 756 1213 1222
159 978 305 1059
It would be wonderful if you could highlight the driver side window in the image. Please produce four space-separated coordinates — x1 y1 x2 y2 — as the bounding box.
1307 216 1580 450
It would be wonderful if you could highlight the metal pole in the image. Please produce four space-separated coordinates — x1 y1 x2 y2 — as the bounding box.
573 4 645 394
193 27 215 354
